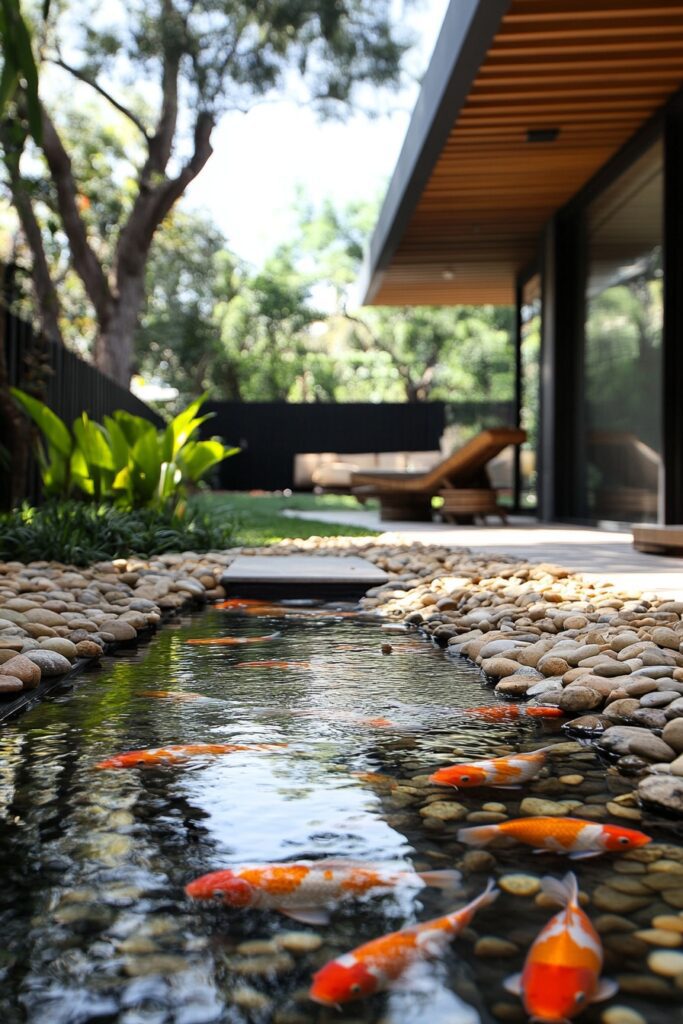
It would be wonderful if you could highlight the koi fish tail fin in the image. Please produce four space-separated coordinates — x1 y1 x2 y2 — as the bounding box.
456 824 499 847
471 876 499 912
540 871 578 908
417 869 462 891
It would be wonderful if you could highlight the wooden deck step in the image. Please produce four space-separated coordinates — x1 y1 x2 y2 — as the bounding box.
220 555 388 600
633 524 683 556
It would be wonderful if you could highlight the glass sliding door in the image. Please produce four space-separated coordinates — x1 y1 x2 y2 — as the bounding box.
518 273 541 512
583 140 664 524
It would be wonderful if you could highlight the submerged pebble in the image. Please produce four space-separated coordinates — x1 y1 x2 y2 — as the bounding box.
498 874 541 897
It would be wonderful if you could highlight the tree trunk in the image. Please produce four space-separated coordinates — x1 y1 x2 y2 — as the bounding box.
94 274 146 386
0 309 32 509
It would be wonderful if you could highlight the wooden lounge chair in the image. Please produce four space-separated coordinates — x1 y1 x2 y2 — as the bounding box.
351 427 526 522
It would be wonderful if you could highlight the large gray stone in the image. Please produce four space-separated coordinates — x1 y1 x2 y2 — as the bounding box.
638 775 683 815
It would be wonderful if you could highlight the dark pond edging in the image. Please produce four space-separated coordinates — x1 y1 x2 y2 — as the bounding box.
0 601 206 727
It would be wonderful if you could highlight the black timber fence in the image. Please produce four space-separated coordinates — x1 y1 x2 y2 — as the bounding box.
4 311 163 427
3 311 163 503
201 400 515 492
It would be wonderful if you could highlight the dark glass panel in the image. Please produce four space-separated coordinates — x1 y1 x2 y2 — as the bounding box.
583 141 663 523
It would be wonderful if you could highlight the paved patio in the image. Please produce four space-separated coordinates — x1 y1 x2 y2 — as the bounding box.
284 510 683 599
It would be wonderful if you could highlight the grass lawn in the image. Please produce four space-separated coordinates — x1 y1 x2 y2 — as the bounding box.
195 491 379 546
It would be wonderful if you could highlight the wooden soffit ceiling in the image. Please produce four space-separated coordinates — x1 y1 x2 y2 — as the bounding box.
364 0 683 306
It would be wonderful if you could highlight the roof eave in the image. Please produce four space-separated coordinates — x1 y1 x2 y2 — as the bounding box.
358 0 511 306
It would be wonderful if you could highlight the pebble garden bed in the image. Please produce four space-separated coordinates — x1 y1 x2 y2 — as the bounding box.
2 536 683 813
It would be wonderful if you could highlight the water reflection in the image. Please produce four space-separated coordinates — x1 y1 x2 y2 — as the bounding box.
0 608 680 1023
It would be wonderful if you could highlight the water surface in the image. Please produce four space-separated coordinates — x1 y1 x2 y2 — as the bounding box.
0 605 681 1024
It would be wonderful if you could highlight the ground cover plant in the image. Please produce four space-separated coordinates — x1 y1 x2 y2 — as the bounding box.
0 501 238 565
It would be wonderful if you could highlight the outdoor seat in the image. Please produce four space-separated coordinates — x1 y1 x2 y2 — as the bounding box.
351 427 526 522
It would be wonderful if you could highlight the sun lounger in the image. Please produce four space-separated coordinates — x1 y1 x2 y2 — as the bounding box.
351 427 526 522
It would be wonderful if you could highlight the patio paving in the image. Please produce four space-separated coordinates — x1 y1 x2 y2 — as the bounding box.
283 510 683 599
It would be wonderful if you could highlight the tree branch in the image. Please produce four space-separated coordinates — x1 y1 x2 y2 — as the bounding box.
40 106 113 321
116 111 214 278
49 57 149 138
1 127 63 343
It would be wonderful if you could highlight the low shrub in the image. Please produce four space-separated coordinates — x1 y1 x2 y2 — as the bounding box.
0 501 238 565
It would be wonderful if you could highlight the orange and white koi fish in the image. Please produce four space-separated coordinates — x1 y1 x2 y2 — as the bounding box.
186 859 461 926
309 879 498 1006
186 632 280 646
236 660 312 670
431 747 553 789
457 817 651 859
465 705 564 721
95 742 284 769
140 690 210 702
505 872 617 1021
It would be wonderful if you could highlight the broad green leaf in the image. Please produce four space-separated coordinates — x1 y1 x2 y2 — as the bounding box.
73 412 115 470
11 387 72 457
103 415 130 470
1 0 41 140
113 410 156 447
158 461 182 502
167 394 214 456
179 439 239 482
131 429 162 500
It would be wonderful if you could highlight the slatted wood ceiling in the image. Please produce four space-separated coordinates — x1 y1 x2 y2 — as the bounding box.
372 0 683 306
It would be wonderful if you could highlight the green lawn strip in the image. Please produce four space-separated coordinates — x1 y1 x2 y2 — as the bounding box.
192 491 379 546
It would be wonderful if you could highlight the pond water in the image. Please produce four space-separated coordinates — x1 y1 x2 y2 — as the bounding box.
0 604 682 1024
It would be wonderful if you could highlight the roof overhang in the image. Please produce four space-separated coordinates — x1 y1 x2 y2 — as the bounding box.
360 0 683 307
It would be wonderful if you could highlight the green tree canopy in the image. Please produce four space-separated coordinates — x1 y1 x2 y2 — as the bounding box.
2 0 411 384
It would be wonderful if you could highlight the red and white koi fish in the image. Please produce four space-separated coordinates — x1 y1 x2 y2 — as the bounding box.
309 879 498 1006
186 632 280 646
431 746 553 789
186 859 461 926
236 660 312 669
140 690 210 702
457 817 651 859
505 872 617 1021
465 705 564 721
95 742 284 769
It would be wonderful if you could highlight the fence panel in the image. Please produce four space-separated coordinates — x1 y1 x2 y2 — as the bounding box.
203 401 447 490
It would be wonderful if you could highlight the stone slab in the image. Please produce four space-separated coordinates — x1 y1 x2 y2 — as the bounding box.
220 555 388 600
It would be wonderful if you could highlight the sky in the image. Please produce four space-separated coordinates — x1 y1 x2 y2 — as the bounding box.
185 1 450 269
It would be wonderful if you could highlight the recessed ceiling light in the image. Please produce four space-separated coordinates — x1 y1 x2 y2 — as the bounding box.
442 270 454 280
527 127 560 143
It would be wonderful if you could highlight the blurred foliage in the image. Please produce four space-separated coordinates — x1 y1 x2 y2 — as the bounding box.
1 0 411 381
0 500 237 564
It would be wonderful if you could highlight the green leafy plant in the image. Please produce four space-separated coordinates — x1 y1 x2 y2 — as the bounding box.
10 390 238 510
0 501 237 565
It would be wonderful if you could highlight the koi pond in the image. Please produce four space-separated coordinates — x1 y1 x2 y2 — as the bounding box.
0 603 682 1024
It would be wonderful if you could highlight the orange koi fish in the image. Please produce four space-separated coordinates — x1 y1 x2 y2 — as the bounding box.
431 746 553 789
214 598 271 610
95 743 284 769
457 817 651 859
465 705 564 721
236 660 312 669
140 690 209 702
309 879 498 1006
186 859 461 926
186 632 280 646
505 872 617 1021
351 771 399 789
